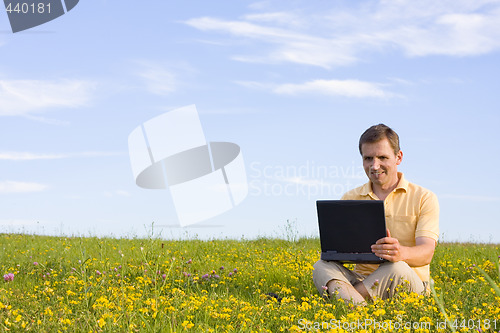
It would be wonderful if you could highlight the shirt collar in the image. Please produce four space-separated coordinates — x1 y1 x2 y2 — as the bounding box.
395 172 409 192
360 172 408 197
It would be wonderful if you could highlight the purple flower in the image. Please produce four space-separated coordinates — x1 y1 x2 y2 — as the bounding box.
202 274 210 279
3 273 14 282
220 266 224 270
213 274 220 279
233 268 238 273
228 272 233 277
96 270 101 276
322 285 328 291
162 274 166 280
186 259 192 264
33 262 39 266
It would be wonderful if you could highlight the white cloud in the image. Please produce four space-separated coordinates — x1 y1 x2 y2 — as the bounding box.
236 79 393 98
247 1 272 11
0 151 124 161
0 181 48 194
0 152 66 161
22 115 71 126
0 79 96 116
184 1 500 68
243 12 305 28
184 17 357 68
134 62 177 95
274 79 391 98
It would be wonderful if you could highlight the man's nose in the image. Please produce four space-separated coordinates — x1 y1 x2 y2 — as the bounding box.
371 159 380 170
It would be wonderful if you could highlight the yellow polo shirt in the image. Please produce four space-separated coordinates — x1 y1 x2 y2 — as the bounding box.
341 172 439 282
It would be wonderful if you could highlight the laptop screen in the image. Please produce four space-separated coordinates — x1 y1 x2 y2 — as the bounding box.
317 200 387 254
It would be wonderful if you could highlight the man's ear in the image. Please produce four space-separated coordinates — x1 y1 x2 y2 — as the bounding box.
396 150 403 165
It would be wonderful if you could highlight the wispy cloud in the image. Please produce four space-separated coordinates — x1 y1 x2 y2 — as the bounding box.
0 79 96 116
185 17 357 68
236 79 393 98
22 115 71 126
0 181 48 194
133 61 181 95
184 1 500 68
243 11 305 28
0 151 124 161
274 79 392 98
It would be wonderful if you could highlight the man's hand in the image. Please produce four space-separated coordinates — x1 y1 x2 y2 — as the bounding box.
371 229 436 266
371 229 405 262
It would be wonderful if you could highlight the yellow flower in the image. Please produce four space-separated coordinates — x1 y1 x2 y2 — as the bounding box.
61 318 72 326
44 307 53 317
181 320 194 329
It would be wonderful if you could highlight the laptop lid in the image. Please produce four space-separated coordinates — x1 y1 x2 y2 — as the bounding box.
316 200 387 263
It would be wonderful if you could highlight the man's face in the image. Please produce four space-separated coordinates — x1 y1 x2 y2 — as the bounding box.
361 138 402 190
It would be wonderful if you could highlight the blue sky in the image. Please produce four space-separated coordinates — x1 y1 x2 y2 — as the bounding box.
1 0 499 242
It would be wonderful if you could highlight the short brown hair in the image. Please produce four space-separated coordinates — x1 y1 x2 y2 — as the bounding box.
359 124 400 155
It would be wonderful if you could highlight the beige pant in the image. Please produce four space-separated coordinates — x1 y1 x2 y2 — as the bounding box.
312 260 426 299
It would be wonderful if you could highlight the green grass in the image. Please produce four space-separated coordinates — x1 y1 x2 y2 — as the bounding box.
0 233 498 332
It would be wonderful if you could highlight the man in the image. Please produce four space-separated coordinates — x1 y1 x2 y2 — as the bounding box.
313 124 439 305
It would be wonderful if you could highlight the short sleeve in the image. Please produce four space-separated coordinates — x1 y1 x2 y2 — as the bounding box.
415 191 439 241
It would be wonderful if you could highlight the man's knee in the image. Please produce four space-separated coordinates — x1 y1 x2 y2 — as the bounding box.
374 261 424 295
313 259 335 270
312 260 349 294
313 260 342 277
312 259 322 270
379 261 413 276
312 260 324 279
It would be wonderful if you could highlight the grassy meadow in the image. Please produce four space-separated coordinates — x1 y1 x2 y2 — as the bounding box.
0 232 499 332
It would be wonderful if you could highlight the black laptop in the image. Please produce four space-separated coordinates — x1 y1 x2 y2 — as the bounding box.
316 200 387 264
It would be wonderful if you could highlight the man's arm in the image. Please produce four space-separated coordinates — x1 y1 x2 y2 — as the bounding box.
371 229 436 267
